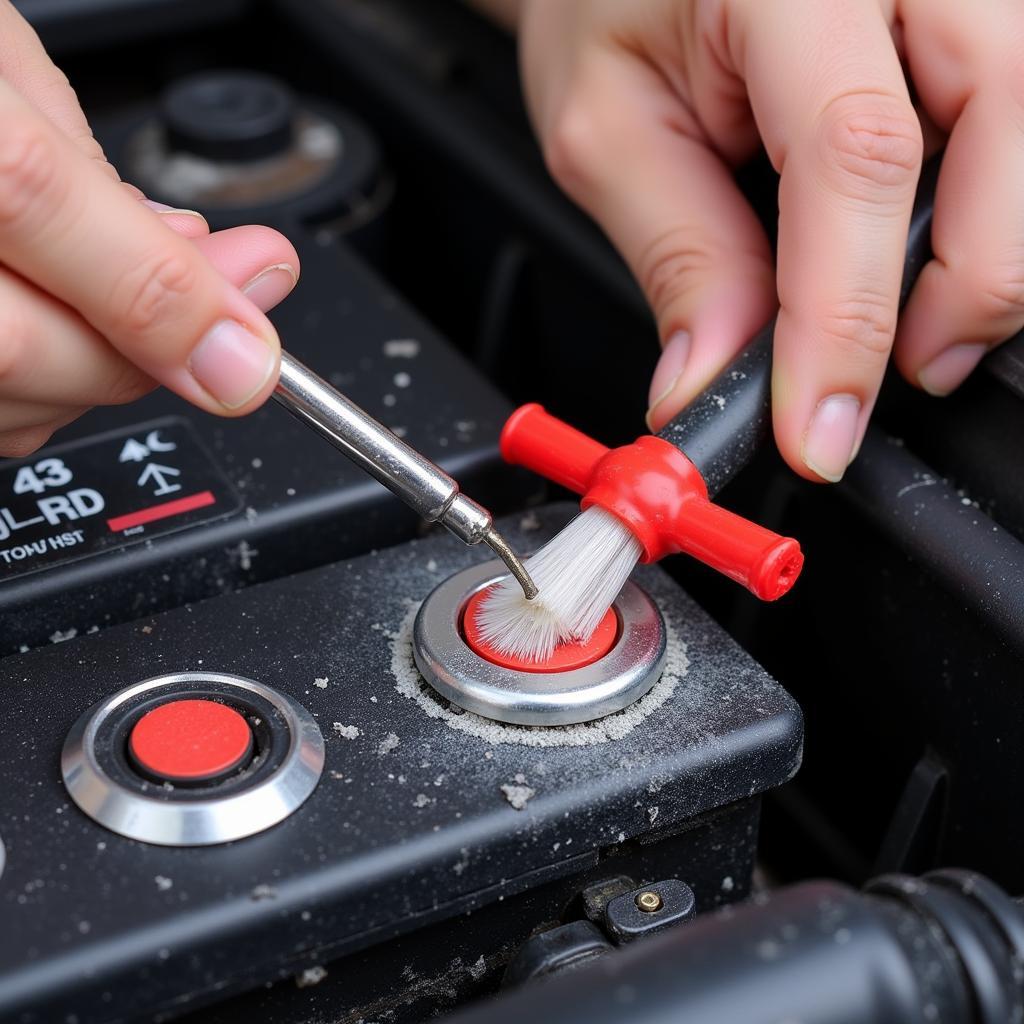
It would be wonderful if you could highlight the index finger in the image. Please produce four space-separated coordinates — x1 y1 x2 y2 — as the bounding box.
0 1 119 175
737 0 922 481
0 78 284 414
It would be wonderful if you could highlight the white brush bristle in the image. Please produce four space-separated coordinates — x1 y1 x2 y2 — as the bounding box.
474 507 643 662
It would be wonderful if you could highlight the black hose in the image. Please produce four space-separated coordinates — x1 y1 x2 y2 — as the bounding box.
839 426 1024 658
443 869 1024 1024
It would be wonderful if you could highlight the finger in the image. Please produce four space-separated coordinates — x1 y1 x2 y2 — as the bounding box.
140 199 210 240
738 0 922 481
895 97 1024 393
523 40 775 430
0 1 120 178
0 227 297 407
0 403 85 457
190 225 301 310
0 80 290 416
0 2 207 224
0 265 153 406
893 0 1024 393
0 398 85 430
0 5 211 230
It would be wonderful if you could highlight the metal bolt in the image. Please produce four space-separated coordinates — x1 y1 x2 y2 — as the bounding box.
635 890 663 913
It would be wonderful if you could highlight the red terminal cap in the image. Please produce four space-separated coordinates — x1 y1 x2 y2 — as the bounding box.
129 699 253 783
463 585 619 672
500 404 804 601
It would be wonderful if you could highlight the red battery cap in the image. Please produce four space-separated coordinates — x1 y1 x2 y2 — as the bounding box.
463 586 619 672
129 699 253 783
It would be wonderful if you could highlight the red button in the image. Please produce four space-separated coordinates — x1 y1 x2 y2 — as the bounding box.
462 586 619 673
129 699 253 783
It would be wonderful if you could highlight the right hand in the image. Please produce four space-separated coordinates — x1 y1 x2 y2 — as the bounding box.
0 1 300 458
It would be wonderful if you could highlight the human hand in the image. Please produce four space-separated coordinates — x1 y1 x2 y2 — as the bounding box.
517 0 1023 481
0 1 300 458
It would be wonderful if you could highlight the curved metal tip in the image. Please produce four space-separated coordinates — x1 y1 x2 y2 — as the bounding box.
483 528 538 600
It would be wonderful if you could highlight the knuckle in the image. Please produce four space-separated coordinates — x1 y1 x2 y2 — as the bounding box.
637 231 717 316
543 100 602 194
109 251 198 335
817 94 923 198
817 293 897 362
104 363 156 406
70 124 112 170
0 317 29 383
0 121 59 227
964 261 1024 322
0 426 52 459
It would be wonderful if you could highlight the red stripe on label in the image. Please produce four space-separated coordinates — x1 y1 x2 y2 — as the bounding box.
107 490 216 532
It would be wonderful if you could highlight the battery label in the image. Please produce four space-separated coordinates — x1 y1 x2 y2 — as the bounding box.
0 417 241 580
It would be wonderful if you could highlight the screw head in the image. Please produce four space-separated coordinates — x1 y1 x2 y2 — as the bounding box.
635 890 663 913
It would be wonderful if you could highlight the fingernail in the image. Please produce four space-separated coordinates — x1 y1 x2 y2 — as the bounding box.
189 319 276 409
917 342 988 397
801 394 861 483
140 198 204 219
646 331 691 425
242 263 298 313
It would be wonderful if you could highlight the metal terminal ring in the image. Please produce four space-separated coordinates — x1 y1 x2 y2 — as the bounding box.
413 561 666 726
62 672 324 847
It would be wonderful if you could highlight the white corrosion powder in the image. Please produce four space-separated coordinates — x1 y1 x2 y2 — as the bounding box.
295 965 328 988
387 601 689 748
500 781 536 810
383 338 421 358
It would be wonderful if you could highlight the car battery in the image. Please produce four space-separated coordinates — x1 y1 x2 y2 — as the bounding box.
0 231 529 655
0 505 801 1023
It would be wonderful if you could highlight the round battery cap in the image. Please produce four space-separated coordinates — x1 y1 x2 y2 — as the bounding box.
462 586 619 672
129 699 253 783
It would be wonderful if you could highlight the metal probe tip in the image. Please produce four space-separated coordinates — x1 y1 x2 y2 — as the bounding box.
483 528 538 600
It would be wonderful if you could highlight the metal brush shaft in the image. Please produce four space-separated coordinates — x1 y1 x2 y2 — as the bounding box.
273 351 537 599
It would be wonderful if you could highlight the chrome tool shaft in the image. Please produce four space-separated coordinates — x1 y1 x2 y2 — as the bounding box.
273 351 537 600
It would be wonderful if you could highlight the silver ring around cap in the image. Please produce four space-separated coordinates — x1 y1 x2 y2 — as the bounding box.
413 561 666 726
0 836 5 882
61 672 324 847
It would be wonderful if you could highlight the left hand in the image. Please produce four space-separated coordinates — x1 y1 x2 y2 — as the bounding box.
516 0 1024 482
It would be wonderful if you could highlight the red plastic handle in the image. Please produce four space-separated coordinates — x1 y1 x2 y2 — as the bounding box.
500 404 804 601
500 403 609 494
